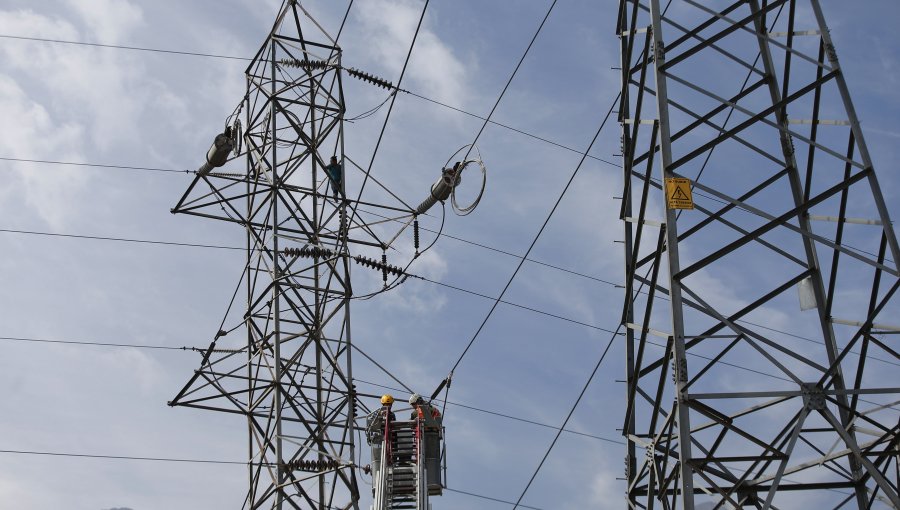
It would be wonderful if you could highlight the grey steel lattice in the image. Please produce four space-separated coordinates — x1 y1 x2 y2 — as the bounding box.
168 3 421 508
618 0 900 508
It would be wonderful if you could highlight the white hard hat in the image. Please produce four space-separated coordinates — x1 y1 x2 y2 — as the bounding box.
409 393 422 406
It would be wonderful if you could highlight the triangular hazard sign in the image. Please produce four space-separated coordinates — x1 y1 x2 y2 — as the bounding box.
672 186 690 200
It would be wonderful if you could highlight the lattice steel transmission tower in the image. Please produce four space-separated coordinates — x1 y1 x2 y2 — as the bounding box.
168 3 430 508
618 1 900 508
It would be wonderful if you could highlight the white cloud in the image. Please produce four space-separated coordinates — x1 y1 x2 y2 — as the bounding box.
0 476 35 508
0 5 185 151
0 75 87 228
96 348 165 394
62 0 143 44
354 0 469 106
0 3 194 227
589 463 622 507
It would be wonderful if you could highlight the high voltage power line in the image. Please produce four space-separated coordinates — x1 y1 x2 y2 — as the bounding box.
345 0 432 245
0 335 623 445
446 94 614 375
1 10 623 505
0 156 191 173
0 226 611 332
0 33 621 169
3 32 892 266
0 30 894 279
0 449 546 509
0 449 249 465
0 228 242 251
3 8 897 508
4 153 892 267
0 34 251 60
2 225 896 373
14 312 888 406
2 159 895 337
63 0 880 437
3 14 618 508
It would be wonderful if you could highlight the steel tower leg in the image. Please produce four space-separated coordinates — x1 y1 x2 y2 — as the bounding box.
618 1 900 508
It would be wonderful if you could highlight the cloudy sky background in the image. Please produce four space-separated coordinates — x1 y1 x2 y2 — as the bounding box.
0 0 898 509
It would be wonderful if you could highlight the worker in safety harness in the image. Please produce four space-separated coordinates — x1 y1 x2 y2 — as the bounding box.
324 155 343 200
409 393 443 494
365 394 395 490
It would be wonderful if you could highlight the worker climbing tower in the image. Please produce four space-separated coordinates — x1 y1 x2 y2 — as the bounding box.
618 0 900 508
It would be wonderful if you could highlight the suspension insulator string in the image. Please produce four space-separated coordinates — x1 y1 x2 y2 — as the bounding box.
352 254 405 278
277 58 331 70
339 208 348 243
344 67 397 90
283 246 337 259
285 458 341 472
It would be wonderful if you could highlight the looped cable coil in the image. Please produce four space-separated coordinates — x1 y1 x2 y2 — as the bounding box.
444 144 487 216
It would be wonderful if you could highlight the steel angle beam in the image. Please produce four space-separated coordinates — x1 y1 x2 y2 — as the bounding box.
617 1 900 508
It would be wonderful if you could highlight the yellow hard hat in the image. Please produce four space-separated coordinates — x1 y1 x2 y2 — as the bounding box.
381 394 394 405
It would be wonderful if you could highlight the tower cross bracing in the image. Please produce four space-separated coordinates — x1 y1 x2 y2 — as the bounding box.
618 0 900 508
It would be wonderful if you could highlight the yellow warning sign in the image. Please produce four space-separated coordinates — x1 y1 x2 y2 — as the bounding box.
665 177 693 210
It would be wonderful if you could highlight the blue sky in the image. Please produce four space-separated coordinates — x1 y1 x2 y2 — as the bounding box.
0 1 898 509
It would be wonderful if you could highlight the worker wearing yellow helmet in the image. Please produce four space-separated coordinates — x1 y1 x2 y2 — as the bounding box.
380 394 396 423
365 394 396 489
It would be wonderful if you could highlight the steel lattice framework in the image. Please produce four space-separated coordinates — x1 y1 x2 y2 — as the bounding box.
168 3 420 508
618 0 900 508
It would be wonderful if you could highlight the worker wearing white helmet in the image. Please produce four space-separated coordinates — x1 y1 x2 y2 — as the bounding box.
409 393 443 494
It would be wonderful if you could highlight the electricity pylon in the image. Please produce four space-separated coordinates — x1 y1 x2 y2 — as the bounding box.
168 3 423 508
618 1 900 508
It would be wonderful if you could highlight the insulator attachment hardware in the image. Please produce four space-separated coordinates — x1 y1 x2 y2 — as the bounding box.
285 458 341 472
283 246 337 259
344 67 396 90
278 58 332 70
353 254 405 278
